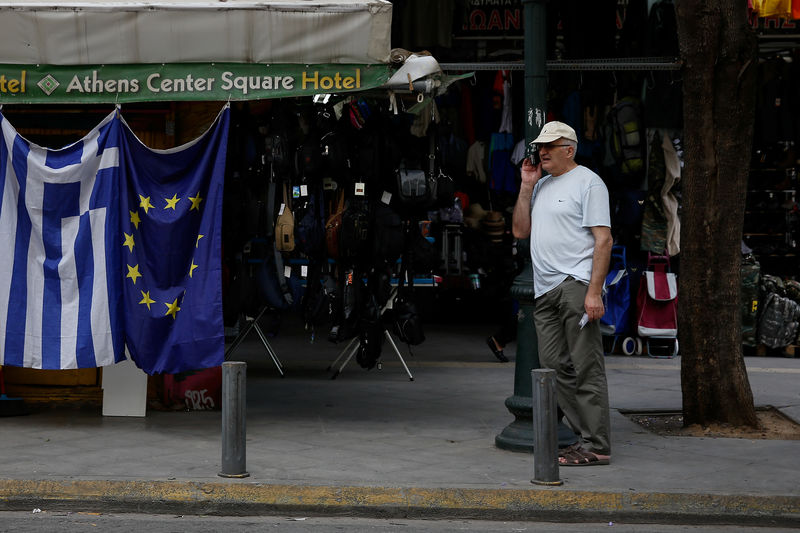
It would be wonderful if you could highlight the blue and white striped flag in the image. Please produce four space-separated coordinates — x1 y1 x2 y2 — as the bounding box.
0 110 125 369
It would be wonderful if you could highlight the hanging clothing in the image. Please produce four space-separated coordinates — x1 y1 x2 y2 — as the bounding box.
498 70 513 134
661 132 681 256
753 0 793 19
460 83 476 146
640 130 669 254
466 141 488 183
488 132 517 193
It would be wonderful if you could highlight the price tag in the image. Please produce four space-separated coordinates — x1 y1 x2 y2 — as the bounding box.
381 191 392 205
278 203 285 215
323 177 337 190
354 182 366 196
284 265 292 278
301 265 308 278
300 184 308 197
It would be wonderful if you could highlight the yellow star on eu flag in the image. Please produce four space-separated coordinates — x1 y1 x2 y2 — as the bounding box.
165 298 181 319
129 210 141 229
139 194 154 214
139 290 155 310
164 193 180 210
123 233 135 253
189 192 203 211
189 260 199 278
126 264 142 285
196 234 204 248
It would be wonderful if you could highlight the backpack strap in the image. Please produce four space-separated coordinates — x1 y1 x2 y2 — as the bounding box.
265 163 277 239
272 241 293 306
282 182 292 211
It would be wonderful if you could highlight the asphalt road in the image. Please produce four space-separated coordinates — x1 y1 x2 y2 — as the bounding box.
1 511 797 533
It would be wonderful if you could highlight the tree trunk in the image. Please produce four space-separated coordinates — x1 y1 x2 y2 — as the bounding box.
676 2 759 427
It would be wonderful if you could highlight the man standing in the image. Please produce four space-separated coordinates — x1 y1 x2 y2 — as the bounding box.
512 121 613 466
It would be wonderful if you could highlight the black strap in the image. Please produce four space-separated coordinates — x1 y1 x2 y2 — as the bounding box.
272 241 293 306
427 125 436 178
265 163 276 239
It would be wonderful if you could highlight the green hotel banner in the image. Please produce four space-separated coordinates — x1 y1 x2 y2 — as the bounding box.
0 63 394 103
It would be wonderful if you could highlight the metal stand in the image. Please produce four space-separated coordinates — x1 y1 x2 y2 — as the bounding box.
224 307 284 377
327 337 359 379
327 329 414 381
327 288 415 381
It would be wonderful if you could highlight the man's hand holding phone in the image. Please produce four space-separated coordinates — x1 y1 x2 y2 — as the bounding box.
520 151 542 189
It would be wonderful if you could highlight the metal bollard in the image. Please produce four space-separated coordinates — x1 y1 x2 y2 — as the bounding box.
531 369 562 485
219 361 249 478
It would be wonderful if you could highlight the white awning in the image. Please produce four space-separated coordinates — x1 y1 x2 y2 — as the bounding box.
0 1 392 65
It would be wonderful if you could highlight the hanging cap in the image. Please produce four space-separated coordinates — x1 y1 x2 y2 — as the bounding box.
530 121 578 145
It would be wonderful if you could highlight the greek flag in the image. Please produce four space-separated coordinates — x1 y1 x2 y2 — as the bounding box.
0 110 125 370
0 106 229 374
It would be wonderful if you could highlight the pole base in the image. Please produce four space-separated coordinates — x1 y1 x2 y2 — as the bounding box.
218 471 250 478
495 417 535 452
531 479 563 486
496 395 580 452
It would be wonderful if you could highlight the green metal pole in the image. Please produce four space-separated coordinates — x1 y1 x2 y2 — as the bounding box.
494 250 539 451
495 0 576 452
523 0 548 147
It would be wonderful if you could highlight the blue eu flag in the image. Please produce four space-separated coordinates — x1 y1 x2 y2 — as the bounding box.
118 106 230 375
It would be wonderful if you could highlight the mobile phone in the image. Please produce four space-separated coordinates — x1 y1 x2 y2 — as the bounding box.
528 148 541 166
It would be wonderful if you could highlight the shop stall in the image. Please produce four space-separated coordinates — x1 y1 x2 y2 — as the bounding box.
0 0 457 409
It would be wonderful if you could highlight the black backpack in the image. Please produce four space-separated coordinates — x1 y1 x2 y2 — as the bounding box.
263 133 290 173
391 266 425 346
302 263 336 330
645 0 679 57
339 198 372 261
372 203 404 263
295 190 325 257
319 130 349 177
356 293 384 369
296 136 323 179
329 268 363 343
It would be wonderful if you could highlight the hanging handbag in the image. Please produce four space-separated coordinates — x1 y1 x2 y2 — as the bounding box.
275 183 295 252
395 164 432 207
325 190 345 259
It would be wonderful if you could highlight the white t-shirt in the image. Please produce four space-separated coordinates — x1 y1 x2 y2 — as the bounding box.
529 165 610 298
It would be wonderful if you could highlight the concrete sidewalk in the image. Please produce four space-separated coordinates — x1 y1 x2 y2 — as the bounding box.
1 321 799 526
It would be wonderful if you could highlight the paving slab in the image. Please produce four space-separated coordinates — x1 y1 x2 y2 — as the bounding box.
1 320 799 526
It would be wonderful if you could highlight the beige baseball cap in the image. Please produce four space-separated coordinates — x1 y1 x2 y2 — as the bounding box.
530 121 578 145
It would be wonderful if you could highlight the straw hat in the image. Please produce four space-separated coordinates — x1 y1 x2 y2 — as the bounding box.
463 203 488 230
481 211 505 242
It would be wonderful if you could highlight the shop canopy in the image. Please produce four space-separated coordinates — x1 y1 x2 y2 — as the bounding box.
0 0 392 65
0 0 449 103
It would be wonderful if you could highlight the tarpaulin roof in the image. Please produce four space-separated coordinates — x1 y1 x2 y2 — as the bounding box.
0 1 392 65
